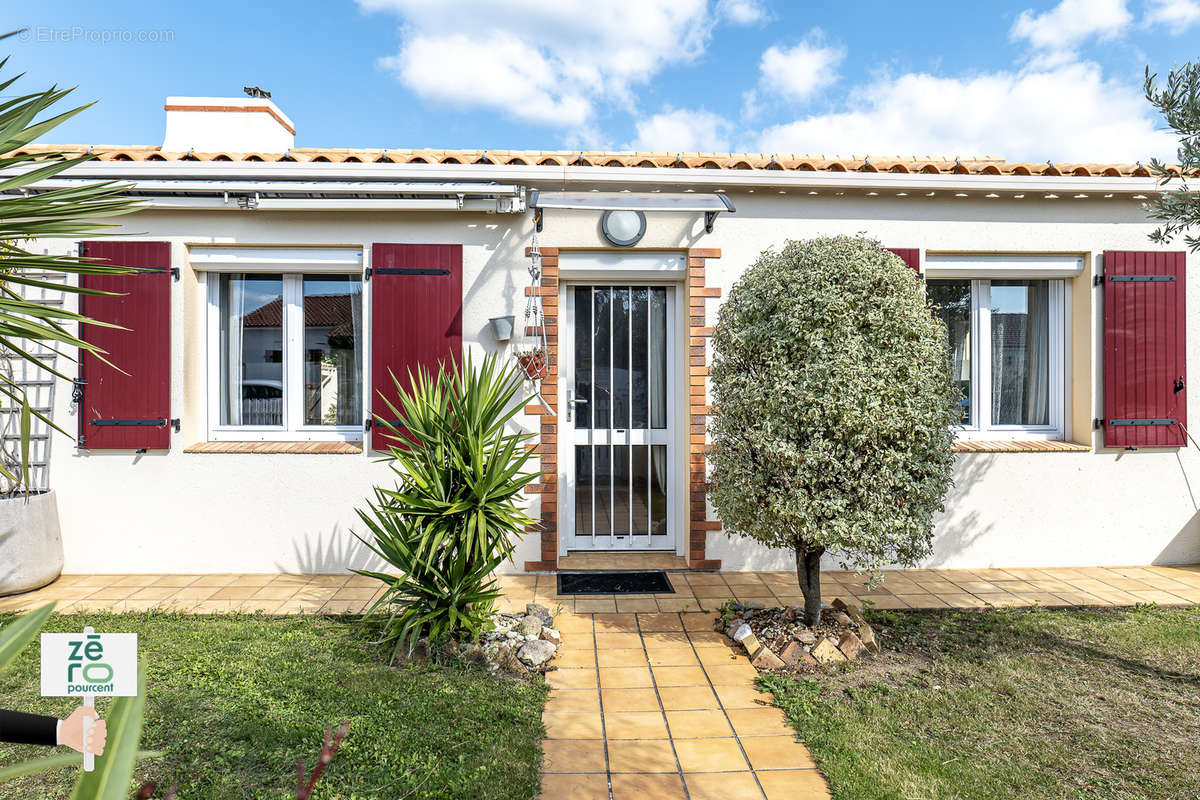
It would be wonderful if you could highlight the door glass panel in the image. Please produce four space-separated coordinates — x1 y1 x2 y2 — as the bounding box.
631 444 650 535
650 444 668 535
218 273 283 426
650 287 667 429
572 285 670 547
631 288 649 429
928 280 972 424
575 446 593 537
991 280 1050 426
594 444 612 537
574 287 592 429
613 444 631 535
302 275 363 426
613 288 630 429
593 288 611 430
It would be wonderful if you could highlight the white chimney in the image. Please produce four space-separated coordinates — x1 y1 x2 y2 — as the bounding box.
161 96 295 154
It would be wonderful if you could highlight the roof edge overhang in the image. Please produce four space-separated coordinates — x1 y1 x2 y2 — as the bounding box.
27 159 1168 196
10 174 526 212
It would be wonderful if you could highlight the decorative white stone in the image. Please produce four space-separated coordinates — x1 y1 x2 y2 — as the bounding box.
517 639 556 668
518 615 545 637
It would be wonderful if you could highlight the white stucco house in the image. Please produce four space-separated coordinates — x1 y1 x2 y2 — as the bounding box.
14 95 1199 575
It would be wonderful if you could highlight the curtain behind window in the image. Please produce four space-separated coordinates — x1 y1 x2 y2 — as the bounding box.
991 280 1049 426
219 273 284 427
219 276 246 426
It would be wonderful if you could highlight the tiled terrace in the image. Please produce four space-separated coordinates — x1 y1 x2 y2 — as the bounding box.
3 565 1199 800
500 564 1200 615
3 565 1200 616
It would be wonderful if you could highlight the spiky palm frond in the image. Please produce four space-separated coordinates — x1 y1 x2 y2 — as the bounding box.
0 57 142 491
354 353 540 660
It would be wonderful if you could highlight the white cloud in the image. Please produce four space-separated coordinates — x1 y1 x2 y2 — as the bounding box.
754 60 1175 163
756 35 844 103
628 108 733 151
359 0 712 128
383 33 592 128
1010 0 1132 50
1144 0 1200 31
716 0 767 24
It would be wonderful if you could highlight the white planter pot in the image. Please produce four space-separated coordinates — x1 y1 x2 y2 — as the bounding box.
0 490 64 596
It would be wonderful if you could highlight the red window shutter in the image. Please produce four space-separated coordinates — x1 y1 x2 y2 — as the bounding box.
370 244 463 449
887 248 921 274
1102 250 1186 448
77 241 172 450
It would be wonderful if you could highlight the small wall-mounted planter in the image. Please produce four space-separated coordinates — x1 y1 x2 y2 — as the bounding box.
516 351 549 381
489 315 515 342
0 490 64 596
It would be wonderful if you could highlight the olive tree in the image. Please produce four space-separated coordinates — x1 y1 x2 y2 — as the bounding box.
707 236 958 625
1144 62 1200 251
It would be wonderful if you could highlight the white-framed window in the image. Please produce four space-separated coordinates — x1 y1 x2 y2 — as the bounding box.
927 278 1066 440
205 272 364 442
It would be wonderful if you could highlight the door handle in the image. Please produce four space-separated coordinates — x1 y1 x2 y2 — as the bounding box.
566 390 588 423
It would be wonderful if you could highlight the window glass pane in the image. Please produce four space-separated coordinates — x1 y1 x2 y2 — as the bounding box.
303 276 362 426
928 280 972 424
991 280 1050 426
219 273 283 426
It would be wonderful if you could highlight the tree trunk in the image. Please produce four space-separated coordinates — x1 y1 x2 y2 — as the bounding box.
794 543 824 626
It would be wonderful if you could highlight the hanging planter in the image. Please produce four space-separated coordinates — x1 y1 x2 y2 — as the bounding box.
515 347 548 381
511 226 555 415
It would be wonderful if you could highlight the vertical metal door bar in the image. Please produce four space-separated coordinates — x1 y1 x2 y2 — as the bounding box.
608 285 615 540
648 288 654 539
589 286 596 541
627 285 634 545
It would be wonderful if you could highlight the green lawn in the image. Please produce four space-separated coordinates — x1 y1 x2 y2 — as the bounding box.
0 612 547 800
761 605 1200 800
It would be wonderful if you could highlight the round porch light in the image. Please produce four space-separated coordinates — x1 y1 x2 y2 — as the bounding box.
601 209 646 247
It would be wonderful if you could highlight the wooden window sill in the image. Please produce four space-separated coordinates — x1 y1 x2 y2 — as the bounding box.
184 441 363 454
953 440 1090 454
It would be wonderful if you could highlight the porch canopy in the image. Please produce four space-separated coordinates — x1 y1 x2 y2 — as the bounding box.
528 190 735 233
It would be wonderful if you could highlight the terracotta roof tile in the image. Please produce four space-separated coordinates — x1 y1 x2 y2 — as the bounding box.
9 144 1191 178
242 293 355 330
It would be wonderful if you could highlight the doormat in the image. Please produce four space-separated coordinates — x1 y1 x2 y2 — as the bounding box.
557 571 674 595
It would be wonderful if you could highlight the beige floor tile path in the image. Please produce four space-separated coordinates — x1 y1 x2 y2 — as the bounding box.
541 610 830 800
3 565 1200 799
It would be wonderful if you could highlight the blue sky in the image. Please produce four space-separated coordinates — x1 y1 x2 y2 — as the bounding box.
5 0 1198 162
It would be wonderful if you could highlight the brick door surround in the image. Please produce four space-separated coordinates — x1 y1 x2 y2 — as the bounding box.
523 248 723 572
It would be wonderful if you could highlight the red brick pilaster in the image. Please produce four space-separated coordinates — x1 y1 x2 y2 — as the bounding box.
687 248 722 570
523 247 723 572
523 247 559 572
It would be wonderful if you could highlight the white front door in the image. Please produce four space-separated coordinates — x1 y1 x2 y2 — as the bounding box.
563 285 678 551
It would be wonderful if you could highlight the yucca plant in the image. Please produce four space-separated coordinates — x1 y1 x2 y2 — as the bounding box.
0 44 141 493
352 353 540 660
